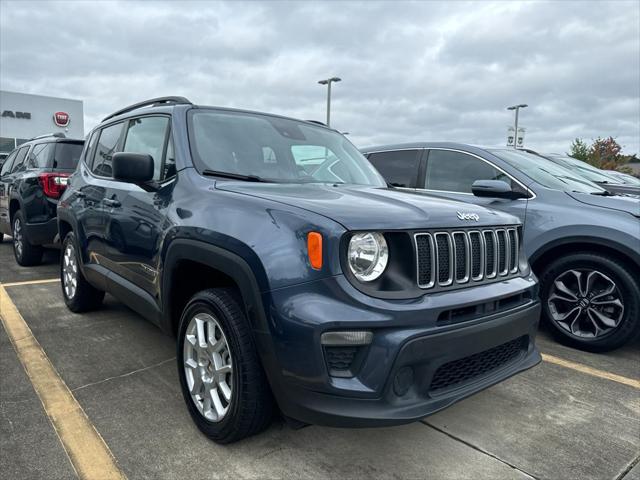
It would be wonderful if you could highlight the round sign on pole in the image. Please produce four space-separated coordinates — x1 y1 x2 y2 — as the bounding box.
53 111 70 127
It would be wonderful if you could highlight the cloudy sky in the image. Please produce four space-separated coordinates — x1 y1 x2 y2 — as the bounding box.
1 0 639 153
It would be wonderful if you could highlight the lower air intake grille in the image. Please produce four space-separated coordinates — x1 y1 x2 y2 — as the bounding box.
429 336 527 394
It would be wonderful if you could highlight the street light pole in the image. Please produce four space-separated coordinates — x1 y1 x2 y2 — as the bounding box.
507 104 528 148
318 77 341 127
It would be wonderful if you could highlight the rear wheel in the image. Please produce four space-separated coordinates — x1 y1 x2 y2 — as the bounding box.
12 211 43 266
540 252 640 352
177 288 274 443
61 232 104 312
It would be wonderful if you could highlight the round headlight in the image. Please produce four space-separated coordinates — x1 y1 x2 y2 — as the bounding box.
347 232 389 282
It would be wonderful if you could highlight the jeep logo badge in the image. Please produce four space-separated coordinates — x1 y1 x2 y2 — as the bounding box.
53 111 70 127
457 211 479 221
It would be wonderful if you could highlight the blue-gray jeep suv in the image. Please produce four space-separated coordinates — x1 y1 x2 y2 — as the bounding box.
362 143 640 352
58 98 540 443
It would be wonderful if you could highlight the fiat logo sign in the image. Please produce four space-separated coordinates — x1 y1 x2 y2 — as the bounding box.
53 111 70 127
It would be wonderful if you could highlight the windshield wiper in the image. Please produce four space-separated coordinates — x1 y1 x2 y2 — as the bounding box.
202 169 268 182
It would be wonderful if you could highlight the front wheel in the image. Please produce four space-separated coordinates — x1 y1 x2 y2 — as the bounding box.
540 252 640 352
177 288 274 443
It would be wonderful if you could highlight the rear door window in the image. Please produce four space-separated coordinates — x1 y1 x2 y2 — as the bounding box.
367 150 421 187
92 123 124 178
53 142 84 170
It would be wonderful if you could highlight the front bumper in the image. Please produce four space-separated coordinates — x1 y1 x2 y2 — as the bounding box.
260 274 541 427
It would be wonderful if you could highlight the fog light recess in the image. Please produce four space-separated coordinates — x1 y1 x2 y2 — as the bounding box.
321 331 373 378
393 366 414 397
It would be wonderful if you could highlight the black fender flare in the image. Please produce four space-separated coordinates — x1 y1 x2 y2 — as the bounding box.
160 239 270 336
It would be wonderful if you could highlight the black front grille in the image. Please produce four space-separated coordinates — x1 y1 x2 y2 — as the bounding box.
416 235 433 287
484 231 496 277
429 336 527 393
454 234 467 281
436 235 451 284
497 230 507 273
415 227 520 290
469 232 482 279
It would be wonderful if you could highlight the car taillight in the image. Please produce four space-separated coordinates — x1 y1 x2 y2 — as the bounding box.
38 173 70 199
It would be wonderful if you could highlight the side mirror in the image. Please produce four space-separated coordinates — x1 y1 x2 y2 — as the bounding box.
112 152 154 184
472 180 528 199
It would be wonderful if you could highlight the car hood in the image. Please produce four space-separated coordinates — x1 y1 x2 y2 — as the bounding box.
216 182 518 230
567 191 640 216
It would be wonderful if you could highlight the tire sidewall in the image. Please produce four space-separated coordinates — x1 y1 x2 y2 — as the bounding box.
540 253 640 350
177 294 244 438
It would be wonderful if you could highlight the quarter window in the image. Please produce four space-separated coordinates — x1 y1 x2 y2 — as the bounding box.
123 116 170 181
92 123 123 178
367 150 421 188
28 143 54 168
425 150 508 193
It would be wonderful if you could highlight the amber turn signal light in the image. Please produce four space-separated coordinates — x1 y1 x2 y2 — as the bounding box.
307 232 323 270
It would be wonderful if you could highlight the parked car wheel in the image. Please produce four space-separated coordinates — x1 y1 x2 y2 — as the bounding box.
177 288 274 444
540 252 640 352
12 211 43 266
61 232 105 312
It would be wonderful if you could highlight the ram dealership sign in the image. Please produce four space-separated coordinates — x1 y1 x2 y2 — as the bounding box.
2 110 31 119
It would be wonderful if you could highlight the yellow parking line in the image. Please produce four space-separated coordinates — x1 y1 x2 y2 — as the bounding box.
542 353 640 389
0 285 126 480
2 278 59 287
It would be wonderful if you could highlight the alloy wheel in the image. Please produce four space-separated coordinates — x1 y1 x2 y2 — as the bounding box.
13 217 23 259
183 313 233 422
62 241 78 299
548 269 624 338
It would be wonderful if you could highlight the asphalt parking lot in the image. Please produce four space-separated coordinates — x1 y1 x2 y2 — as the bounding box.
0 240 638 480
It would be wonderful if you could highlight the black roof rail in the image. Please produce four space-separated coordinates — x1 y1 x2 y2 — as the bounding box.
28 132 66 141
306 120 327 126
102 96 192 122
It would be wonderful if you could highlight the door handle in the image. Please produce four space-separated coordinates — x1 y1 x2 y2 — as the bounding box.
103 198 121 208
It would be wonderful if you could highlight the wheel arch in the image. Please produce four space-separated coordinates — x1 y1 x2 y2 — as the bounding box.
531 236 640 276
161 239 270 338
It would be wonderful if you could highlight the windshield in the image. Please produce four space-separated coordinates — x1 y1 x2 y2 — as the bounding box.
545 155 624 184
489 149 606 194
188 110 386 186
610 171 640 186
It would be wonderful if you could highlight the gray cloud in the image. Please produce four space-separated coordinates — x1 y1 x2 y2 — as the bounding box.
1 0 638 154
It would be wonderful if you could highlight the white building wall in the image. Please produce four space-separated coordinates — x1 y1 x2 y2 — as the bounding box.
0 90 84 153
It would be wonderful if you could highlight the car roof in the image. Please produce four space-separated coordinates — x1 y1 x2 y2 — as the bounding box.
359 142 507 155
101 100 334 132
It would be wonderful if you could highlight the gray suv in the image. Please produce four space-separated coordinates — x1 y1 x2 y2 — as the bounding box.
362 143 640 352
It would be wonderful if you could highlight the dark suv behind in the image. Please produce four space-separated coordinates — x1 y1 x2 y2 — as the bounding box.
0 133 84 265
58 97 540 443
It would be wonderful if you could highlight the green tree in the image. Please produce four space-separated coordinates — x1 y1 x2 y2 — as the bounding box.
568 138 589 162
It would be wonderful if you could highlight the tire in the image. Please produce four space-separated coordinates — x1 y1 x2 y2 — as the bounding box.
60 231 105 312
540 252 640 352
12 211 43 266
0 232 4 243
177 288 274 443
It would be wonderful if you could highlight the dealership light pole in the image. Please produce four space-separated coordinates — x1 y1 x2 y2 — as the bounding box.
507 104 528 148
318 77 341 127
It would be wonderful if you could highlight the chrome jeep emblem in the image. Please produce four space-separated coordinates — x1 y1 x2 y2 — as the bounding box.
457 211 479 221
